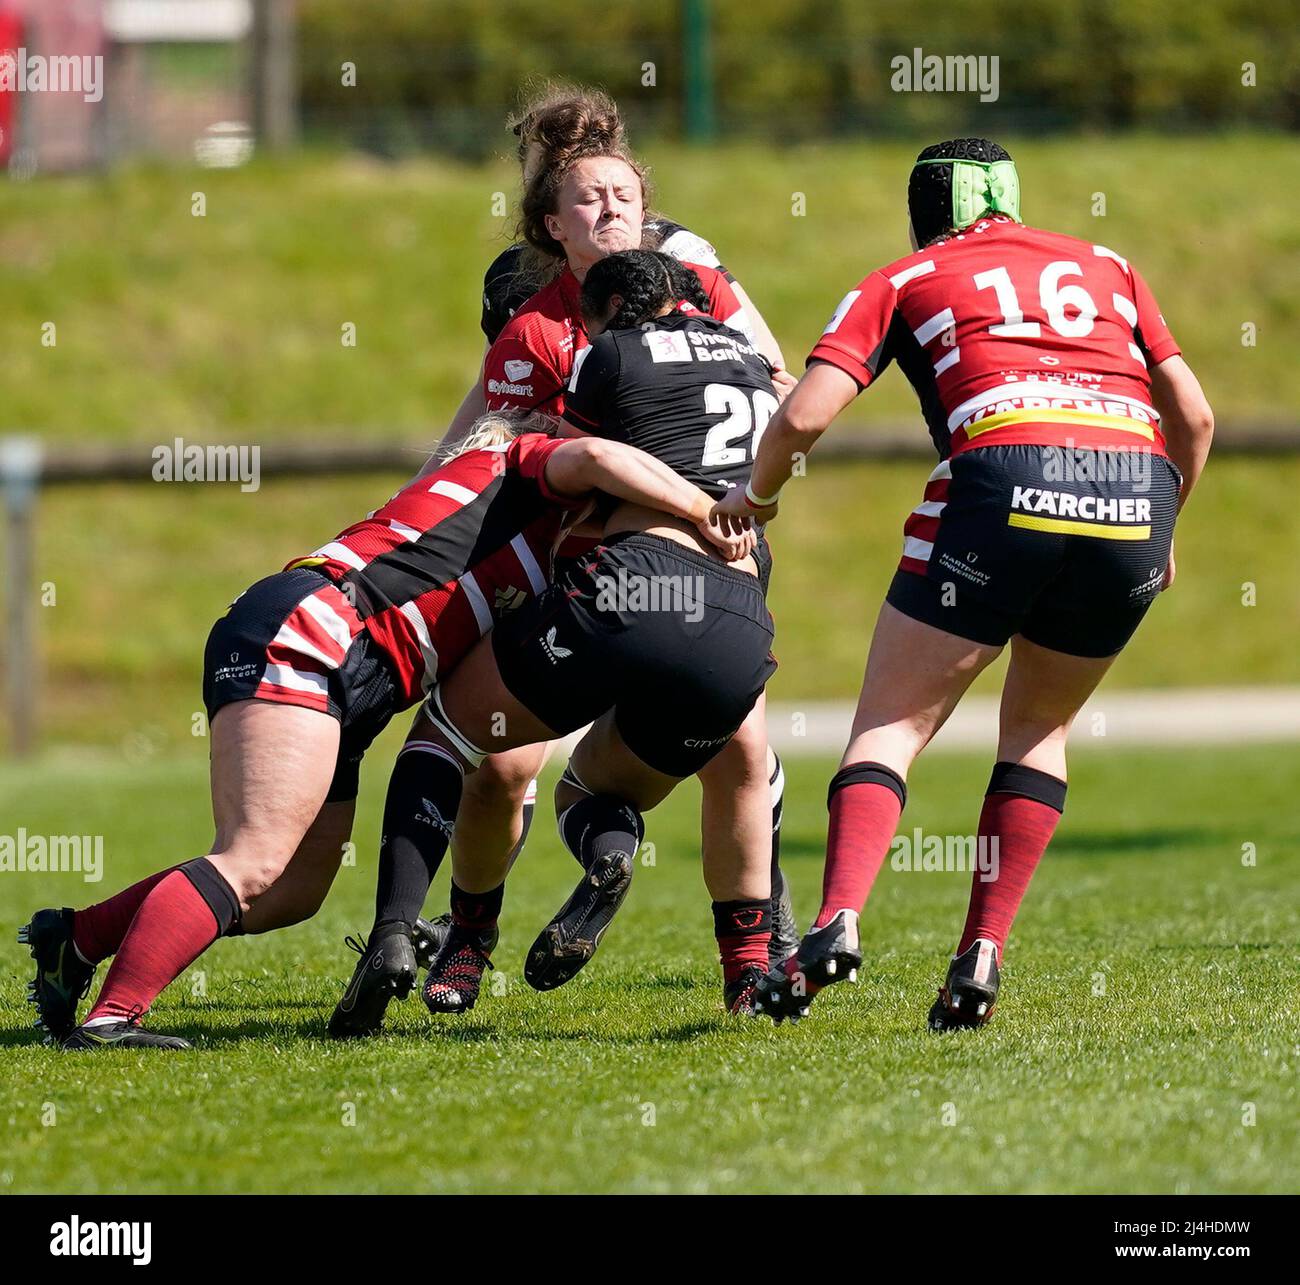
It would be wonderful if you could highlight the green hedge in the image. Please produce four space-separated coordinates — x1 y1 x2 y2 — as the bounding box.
297 0 1300 153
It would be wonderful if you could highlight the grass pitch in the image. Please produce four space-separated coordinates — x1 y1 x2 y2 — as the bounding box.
1 740 1295 1194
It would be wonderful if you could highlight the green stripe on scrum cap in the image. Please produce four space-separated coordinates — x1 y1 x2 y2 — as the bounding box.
914 157 1020 229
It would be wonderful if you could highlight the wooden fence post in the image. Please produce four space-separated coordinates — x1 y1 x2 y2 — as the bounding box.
1 436 43 757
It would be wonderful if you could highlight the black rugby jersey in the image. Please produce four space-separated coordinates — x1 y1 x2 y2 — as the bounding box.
562 311 777 497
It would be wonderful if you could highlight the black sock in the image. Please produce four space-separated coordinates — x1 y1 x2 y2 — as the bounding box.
373 745 464 929
557 794 644 873
450 880 504 934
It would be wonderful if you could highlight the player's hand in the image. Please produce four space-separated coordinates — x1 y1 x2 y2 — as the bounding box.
711 485 778 529
770 361 798 404
697 514 757 562
1161 543 1176 591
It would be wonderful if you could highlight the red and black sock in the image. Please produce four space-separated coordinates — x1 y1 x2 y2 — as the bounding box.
449 880 504 937
83 857 240 1025
956 761 1066 958
712 898 772 985
72 865 180 965
814 762 907 929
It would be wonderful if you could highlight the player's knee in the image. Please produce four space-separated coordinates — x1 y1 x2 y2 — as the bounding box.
472 748 542 797
997 718 1071 766
553 760 594 813
207 842 293 906
698 731 768 790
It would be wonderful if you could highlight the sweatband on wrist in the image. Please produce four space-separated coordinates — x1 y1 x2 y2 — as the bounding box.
745 479 781 509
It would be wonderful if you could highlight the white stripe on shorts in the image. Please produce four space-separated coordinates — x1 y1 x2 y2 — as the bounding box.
271 621 342 670
299 591 358 653
261 662 329 695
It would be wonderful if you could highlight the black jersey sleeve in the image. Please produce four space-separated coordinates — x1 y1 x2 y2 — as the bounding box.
562 334 624 438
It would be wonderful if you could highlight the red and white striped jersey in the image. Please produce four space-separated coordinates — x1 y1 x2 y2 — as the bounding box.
284 433 582 703
808 217 1181 458
483 261 748 418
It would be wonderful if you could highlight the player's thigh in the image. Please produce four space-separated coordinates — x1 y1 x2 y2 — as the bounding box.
432 629 563 755
998 635 1116 760
210 699 340 853
240 798 356 934
697 692 768 791
845 601 1002 765
567 712 682 812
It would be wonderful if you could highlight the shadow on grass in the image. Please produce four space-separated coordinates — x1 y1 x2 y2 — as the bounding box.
0 1025 57 1050
147 1013 727 1049
1050 827 1228 855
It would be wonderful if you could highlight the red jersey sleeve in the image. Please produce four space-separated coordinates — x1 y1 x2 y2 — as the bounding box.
1128 264 1181 366
806 270 899 389
504 433 589 509
483 330 567 414
684 262 748 332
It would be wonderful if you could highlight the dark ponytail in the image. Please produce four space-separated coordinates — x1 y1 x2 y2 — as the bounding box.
580 250 711 331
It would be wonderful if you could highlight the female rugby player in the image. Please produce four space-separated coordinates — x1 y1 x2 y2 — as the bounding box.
440 84 790 448
409 84 800 983
19 419 746 1049
405 249 787 1017
358 327 779 1019
713 139 1214 1029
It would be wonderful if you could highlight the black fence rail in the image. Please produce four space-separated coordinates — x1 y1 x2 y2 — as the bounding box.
2 426 1296 756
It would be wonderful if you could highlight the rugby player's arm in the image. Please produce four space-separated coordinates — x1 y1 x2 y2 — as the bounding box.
543 438 714 526
711 361 860 526
729 280 787 376
1149 354 1214 510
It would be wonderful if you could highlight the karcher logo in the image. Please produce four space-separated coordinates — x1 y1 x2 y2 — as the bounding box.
1010 486 1150 525
1008 487 1152 541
